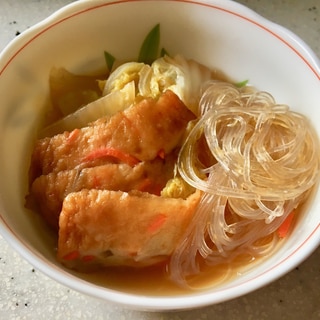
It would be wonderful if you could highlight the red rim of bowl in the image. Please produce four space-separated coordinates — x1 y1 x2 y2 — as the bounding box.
0 0 319 311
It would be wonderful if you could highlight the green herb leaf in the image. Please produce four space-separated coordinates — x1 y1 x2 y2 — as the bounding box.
138 24 160 65
104 51 115 73
160 47 169 57
234 79 249 88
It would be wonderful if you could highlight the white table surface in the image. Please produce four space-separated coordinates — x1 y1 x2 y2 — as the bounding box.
0 1 319 319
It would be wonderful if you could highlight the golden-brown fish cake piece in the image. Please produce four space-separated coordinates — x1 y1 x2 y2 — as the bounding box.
57 189 201 269
27 156 176 230
29 90 195 182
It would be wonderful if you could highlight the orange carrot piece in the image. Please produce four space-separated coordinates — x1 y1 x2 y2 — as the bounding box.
136 178 163 196
62 251 79 261
92 175 101 188
82 147 140 167
278 211 295 238
157 149 165 159
66 128 80 143
147 213 167 234
136 178 153 193
82 255 95 262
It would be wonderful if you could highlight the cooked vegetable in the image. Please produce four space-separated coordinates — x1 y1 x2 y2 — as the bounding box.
82 147 140 167
40 81 135 137
102 55 212 115
103 62 145 95
48 67 102 117
104 51 116 73
278 211 295 238
138 23 160 65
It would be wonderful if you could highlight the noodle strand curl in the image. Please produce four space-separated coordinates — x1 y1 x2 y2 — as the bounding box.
170 82 320 285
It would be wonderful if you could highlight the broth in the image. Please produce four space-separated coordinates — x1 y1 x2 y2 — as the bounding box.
73 234 281 295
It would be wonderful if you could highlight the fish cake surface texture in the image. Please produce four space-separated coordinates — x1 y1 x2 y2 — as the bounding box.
58 189 201 268
27 157 176 229
29 90 195 182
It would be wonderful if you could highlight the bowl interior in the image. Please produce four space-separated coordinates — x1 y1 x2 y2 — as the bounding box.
0 0 319 310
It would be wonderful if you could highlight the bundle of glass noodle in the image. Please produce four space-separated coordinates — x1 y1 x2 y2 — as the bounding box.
170 81 320 284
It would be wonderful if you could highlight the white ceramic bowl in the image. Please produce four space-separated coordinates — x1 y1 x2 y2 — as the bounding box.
0 0 319 311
